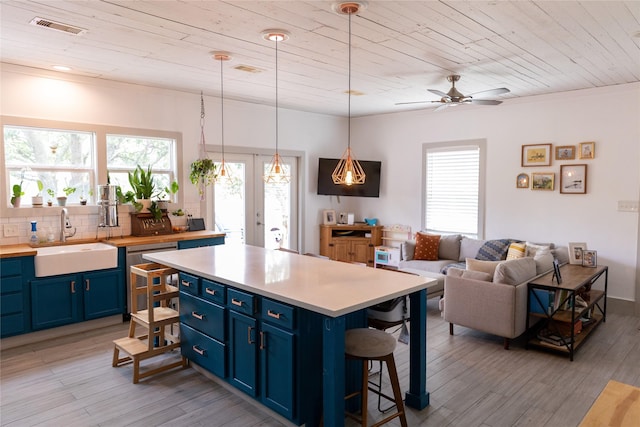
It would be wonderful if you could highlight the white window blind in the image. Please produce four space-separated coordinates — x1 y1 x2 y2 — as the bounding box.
425 145 480 237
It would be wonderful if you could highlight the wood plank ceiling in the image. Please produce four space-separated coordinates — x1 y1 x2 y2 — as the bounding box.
1 1 639 117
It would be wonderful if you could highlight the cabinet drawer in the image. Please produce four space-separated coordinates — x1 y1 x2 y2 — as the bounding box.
1 313 24 337
1 292 23 314
180 292 225 341
179 272 200 295
227 288 256 315
181 323 226 378
1 276 22 293
201 279 225 305
0 259 22 277
262 298 295 330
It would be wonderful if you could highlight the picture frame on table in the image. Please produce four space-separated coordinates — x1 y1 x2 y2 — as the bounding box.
579 141 595 159
560 164 587 194
569 242 587 265
531 172 555 190
323 209 336 225
516 173 529 189
552 259 562 284
555 145 576 160
582 250 597 268
522 143 552 167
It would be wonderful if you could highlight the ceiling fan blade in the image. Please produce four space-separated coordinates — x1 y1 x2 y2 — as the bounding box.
395 100 440 106
469 99 502 105
469 87 510 98
428 89 449 98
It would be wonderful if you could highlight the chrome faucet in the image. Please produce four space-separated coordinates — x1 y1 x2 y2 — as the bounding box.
60 208 77 242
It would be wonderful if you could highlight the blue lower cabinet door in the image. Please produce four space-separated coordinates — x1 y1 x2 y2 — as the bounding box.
260 322 295 419
180 323 226 378
31 275 79 330
228 310 258 396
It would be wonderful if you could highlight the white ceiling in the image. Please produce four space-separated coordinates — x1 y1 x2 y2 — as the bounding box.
1 1 639 117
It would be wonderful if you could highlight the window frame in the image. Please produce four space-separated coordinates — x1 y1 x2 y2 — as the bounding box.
1 115 182 218
422 139 486 239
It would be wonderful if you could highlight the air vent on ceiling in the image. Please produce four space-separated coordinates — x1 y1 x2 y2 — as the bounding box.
234 65 263 73
29 17 87 35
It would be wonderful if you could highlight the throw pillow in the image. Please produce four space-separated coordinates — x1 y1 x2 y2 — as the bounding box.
438 234 462 260
458 237 487 261
493 258 537 285
506 242 526 260
447 267 492 282
534 249 554 275
401 240 415 261
466 258 502 276
414 233 440 261
475 239 512 261
525 242 551 257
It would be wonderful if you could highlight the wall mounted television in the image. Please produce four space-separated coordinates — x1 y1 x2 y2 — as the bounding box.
317 157 381 198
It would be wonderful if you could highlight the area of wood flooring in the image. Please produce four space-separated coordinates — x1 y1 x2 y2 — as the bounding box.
2 299 639 427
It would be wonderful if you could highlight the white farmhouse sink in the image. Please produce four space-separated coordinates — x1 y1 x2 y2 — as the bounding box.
35 243 118 277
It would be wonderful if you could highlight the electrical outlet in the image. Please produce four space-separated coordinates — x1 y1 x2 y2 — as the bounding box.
617 200 639 212
4 224 19 237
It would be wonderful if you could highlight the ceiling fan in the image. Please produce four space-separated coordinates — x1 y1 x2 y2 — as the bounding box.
397 75 510 111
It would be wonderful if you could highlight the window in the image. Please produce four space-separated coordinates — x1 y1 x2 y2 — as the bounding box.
423 140 485 238
106 135 176 200
4 125 95 204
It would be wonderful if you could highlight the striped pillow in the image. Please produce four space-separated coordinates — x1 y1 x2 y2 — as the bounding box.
506 242 526 260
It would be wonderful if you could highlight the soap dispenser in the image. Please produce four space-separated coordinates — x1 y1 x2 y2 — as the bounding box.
30 221 38 245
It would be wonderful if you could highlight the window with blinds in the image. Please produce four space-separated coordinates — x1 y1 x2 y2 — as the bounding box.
424 141 484 238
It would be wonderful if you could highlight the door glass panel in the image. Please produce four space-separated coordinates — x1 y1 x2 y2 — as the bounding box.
263 160 292 250
214 161 246 245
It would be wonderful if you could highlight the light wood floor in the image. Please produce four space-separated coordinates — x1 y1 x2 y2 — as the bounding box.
2 299 639 427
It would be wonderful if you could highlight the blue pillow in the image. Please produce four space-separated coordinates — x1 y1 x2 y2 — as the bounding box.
475 239 512 261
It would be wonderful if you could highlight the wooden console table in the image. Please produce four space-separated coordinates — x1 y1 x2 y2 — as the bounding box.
526 264 608 361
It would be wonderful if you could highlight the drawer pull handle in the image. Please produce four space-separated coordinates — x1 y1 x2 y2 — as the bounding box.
205 288 217 296
260 331 266 350
70 281 76 294
191 311 205 320
267 310 281 319
85 279 90 291
181 280 191 287
248 326 256 344
192 345 206 356
231 298 243 307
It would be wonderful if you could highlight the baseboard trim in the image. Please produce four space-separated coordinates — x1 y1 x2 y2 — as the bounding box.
1 315 123 350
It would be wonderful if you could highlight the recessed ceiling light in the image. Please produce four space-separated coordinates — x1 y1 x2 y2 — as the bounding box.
261 29 290 42
52 65 72 71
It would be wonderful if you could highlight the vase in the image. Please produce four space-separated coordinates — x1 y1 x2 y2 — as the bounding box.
32 196 43 207
57 196 67 206
138 199 152 213
11 196 21 208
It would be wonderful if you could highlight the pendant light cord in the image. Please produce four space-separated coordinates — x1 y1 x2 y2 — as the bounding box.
348 11 352 151
199 91 206 158
275 39 279 155
220 58 225 161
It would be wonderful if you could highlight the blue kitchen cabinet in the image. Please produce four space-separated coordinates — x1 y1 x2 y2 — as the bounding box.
260 320 295 418
228 309 259 397
177 236 224 250
31 267 123 330
0 256 34 337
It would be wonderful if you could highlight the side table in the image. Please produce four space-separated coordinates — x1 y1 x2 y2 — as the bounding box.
526 264 608 361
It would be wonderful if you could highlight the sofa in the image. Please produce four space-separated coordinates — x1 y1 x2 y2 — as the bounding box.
398 233 569 348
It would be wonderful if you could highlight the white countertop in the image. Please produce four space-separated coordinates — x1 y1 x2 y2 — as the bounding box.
144 245 433 317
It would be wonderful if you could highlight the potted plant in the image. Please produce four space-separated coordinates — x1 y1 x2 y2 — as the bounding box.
158 180 179 211
148 200 163 220
31 180 44 207
57 186 76 206
10 182 24 207
190 158 217 198
169 208 188 228
129 165 156 212
46 188 55 206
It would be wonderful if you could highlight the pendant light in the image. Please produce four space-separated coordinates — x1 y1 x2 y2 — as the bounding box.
263 30 290 184
213 52 231 181
332 2 366 186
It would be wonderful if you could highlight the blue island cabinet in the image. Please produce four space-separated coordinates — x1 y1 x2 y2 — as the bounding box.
31 268 123 330
179 272 324 425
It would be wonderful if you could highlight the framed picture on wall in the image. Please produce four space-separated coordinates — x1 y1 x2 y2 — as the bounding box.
516 173 529 189
531 172 554 190
555 145 576 160
323 209 336 225
560 164 587 194
522 143 552 167
579 141 595 159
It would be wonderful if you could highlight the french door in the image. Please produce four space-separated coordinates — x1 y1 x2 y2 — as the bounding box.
210 153 298 250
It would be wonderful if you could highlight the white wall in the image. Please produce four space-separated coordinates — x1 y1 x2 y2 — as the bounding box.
352 83 640 301
2 64 638 303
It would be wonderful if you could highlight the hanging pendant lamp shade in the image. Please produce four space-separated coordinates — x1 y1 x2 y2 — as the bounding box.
332 2 366 186
263 30 290 184
213 52 231 181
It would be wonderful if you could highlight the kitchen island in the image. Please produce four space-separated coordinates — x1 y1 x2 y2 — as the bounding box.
145 245 432 426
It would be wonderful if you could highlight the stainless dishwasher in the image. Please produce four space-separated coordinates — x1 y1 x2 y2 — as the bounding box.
125 241 179 319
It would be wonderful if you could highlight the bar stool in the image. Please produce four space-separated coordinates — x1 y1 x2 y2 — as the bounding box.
345 328 408 427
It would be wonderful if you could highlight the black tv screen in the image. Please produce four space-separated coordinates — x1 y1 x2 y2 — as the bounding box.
317 158 381 198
